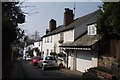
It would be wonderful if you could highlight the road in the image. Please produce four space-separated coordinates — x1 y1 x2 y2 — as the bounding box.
9 59 82 80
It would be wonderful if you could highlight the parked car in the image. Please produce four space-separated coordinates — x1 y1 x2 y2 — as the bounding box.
32 56 41 66
37 56 58 70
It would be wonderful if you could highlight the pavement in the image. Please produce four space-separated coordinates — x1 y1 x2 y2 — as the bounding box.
60 68 83 77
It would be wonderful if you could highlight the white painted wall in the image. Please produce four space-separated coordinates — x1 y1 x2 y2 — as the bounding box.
39 41 43 52
33 41 43 52
64 30 74 42
26 44 34 51
43 35 55 56
33 42 40 48
68 52 74 70
68 54 71 68
54 34 60 54
75 50 98 72
42 29 74 56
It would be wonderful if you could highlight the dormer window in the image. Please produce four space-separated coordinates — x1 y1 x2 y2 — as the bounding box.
87 24 97 35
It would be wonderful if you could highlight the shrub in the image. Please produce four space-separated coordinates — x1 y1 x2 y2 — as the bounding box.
58 40 64 44
93 66 112 74
28 49 33 57
57 52 66 57
50 52 57 56
34 48 41 56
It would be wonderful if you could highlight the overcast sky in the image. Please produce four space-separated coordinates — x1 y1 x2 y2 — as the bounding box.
18 2 102 37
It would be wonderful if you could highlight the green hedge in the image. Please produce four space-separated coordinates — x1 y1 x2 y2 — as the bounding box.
50 52 56 56
28 50 34 57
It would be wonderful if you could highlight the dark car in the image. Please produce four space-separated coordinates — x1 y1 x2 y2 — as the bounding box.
32 56 41 66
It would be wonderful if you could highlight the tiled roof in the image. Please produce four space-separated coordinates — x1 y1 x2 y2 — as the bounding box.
59 34 100 47
34 37 42 42
42 9 101 38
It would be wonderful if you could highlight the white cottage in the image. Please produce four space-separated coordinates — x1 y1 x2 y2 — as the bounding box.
42 8 74 56
23 38 43 57
60 10 101 72
33 38 43 52
42 8 101 72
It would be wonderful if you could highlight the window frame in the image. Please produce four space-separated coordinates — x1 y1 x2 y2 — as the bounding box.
87 23 97 35
51 36 52 42
45 38 46 43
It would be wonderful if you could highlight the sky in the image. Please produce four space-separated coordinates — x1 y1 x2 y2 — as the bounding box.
18 2 102 37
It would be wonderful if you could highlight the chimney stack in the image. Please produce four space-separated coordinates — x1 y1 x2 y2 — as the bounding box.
49 19 56 32
64 8 74 26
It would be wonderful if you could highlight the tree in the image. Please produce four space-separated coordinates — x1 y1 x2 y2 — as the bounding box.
97 2 120 40
97 2 120 78
2 2 25 44
35 48 41 56
31 31 40 41
2 2 25 78
28 49 34 57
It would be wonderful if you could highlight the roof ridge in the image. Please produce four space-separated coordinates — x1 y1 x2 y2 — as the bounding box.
42 9 101 38
77 9 100 19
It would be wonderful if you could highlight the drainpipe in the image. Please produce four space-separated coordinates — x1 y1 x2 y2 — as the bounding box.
23 41 27 59
66 52 69 69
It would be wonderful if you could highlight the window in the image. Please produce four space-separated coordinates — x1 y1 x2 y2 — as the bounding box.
51 36 52 42
47 49 49 55
51 49 53 52
60 32 64 40
87 24 97 35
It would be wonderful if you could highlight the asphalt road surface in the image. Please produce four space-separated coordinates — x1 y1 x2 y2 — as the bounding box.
9 59 82 80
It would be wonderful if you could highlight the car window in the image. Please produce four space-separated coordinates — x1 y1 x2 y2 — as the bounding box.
45 56 56 60
33 56 41 59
